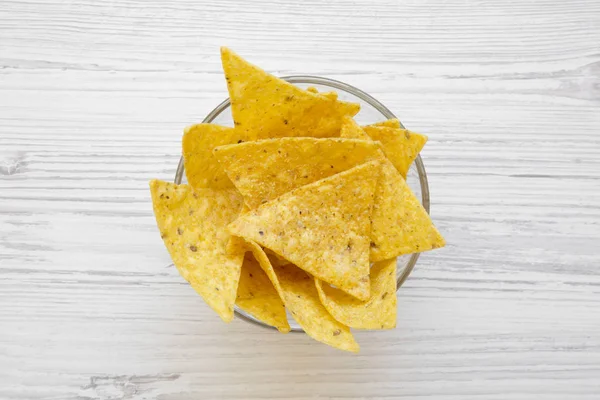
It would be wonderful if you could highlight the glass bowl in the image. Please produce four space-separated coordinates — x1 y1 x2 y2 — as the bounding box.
174 76 430 332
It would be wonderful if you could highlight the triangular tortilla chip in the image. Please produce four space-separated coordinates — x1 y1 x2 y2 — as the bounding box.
340 119 445 260
149 180 245 322
246 242 359 352
183 123 249 189
365 119 401 129
362 125 427 178
371 162 446 258
341 116 370 140
221 47 359 139
236 253 290 333
228 161 380 300
316 258 397 330
213 137 382 209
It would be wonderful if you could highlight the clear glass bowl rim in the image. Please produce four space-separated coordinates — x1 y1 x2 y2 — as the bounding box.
174 75 430 331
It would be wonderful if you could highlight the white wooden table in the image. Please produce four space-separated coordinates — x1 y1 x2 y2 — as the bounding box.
2 1 600 399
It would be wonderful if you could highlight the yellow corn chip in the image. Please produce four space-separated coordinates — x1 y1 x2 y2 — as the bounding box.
340 120 445 260
226 234 249 255
236 253 290 333
306 86 338 100
315 258 397 329
228 235 289 267
149 180 244 322
228 161 380 301
183 123 248 189
341 116 370 140
244 241 286 294
366 119 401 129
322 91 338 100
277 264 360 352
246 241 359 352
221 47 359 139
362 125 427 178
372 162 446 258
213 137 382 209
263 247 289 268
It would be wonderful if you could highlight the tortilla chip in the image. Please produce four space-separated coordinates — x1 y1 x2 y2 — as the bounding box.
149 180 244 322
372 161 445 258
362 125 427 178
322 91 338 101
214 137 382 209
341 124 445 260
230 235 289 267
246 242 359 352
263 247 289 268
228 161 380 300
315 258 397 329
244 241 285 293
277 264 360 352
183 123 248 189
306 86 338 100
226 234 249 255
341 116 370 140
365 119 401 129
221 47 359 139
236 253 290 333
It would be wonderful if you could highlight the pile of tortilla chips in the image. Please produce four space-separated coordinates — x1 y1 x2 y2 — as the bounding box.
149 48 445 352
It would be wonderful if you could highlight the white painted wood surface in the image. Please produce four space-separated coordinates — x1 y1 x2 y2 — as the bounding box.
1 0 600 398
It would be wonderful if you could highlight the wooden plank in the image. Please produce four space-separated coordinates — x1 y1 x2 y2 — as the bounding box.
1 0 599 398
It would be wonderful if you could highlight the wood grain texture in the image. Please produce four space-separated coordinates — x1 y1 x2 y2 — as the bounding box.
1 0 600 398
